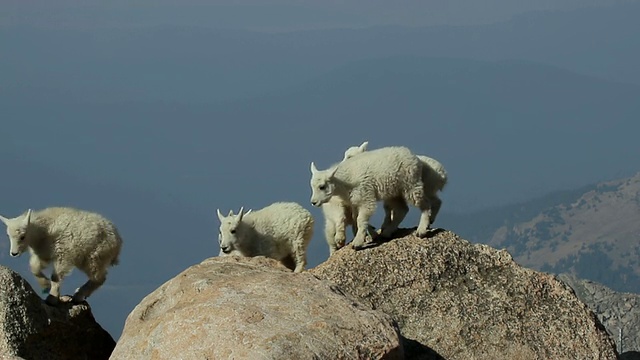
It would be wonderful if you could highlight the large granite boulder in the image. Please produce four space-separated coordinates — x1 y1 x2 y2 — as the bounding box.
111 256 403 359
311 229 619 360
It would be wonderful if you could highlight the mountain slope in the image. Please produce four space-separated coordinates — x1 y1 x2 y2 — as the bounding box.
484 173 640 293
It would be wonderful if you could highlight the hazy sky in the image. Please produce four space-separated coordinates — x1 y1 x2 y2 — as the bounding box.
1 0 624 31
2 0 639 340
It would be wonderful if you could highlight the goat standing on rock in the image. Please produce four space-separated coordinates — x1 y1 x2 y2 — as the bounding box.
217 202 314 273
310 146 433 250
343 141 448 226
0 207 123 305
323 141 447 254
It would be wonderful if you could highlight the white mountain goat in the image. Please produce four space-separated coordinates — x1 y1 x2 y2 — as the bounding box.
342 141 370 161
322 196 359 255
310 146 432 250
0 207 123 305
343 140 448 225
321 144 376 255
321 196 381 255
216 202 314 273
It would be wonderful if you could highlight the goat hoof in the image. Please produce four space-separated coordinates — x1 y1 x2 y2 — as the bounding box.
416 228 430 238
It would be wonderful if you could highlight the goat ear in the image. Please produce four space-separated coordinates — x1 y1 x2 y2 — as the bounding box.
329 166 338 178
0 214 8 225
244 209 252 216
22 209 32 226
310 162 318 174
359 141 369 151
216 209 225 222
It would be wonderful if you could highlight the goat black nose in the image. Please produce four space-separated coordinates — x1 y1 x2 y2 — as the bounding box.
10 252 19 257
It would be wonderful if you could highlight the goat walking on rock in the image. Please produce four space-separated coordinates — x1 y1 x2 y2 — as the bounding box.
310 146 432 250
343 141 448 226
217 202 314 272
0 207 123 305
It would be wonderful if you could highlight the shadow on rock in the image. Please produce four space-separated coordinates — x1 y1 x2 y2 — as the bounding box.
28 295 116 360
621 351 640 360
401 335 446 360
0 266 115 360
354 227 446 250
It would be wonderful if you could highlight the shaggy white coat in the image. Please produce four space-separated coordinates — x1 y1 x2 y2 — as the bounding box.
343 141 448 225
217 202 314 273
310 146 431 249
0 207 123 304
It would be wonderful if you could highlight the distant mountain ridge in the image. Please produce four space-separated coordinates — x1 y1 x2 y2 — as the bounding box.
443 173 640 293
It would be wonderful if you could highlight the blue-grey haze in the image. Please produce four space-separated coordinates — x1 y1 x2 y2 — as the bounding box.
1 0 638 340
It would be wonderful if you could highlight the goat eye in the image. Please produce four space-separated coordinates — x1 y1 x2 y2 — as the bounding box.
319 184 326 190
230 229 236 234
18 234 25 241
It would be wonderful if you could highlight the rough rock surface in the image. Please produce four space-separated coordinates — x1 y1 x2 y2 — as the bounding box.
0 266 46 358
0 265 115 360
558 273 640 359
110 256 404 360
311 229 619 360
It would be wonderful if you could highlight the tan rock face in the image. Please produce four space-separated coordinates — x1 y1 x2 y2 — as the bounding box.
0 266 47 358
111 256 404 360
311 230 619 360
0 266 115 360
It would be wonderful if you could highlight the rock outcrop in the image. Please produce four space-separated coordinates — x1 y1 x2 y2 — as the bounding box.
558 273 640 358
110 256 404 360
0 265 115 360
311 229 619 360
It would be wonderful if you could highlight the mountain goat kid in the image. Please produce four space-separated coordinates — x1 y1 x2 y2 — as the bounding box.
321 145 377 255
344 140 448 225
322 196 380 255
310 146 432 250
322 196 356 255
216 202 314 273
0 207 123 305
